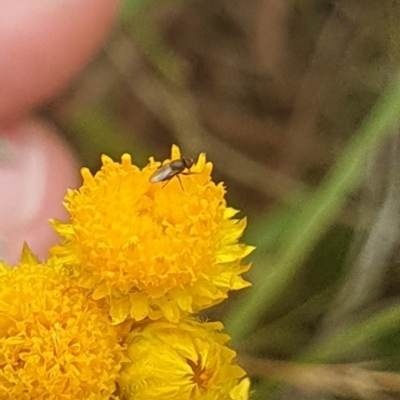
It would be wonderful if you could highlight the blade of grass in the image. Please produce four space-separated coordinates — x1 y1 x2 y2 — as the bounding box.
225 75 400 345
302 304 400 363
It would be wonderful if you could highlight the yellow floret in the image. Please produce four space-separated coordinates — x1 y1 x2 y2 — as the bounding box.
119 318 250 400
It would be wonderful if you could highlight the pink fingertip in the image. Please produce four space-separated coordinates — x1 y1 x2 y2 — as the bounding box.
0 117 79 264
0 0 120 121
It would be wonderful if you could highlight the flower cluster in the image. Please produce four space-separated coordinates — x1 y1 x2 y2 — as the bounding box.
0 246 125 400
0 145 254 399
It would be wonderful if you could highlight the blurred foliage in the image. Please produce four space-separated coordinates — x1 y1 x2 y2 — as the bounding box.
225 76 400 342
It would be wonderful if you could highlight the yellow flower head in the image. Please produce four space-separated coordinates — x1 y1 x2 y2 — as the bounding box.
0 247 124 400
52 145 254 324
119 318 249 400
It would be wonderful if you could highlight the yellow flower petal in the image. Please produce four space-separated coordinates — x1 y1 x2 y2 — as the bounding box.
52 145 254 324
20 242 39 264
119 318 249 400
129 292 149 321
230 378 251 400
171 144 182 160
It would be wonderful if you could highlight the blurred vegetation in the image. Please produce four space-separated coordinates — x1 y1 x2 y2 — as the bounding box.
45 0 400 398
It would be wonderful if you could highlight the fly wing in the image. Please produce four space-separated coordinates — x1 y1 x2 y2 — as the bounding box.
149 164 175 183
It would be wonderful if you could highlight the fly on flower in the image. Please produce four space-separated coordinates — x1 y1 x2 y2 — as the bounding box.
149 157 194 190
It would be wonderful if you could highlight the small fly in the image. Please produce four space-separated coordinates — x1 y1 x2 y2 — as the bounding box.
149 157 194 190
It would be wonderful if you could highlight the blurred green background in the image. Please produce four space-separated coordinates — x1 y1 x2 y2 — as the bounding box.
43 0 400 398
